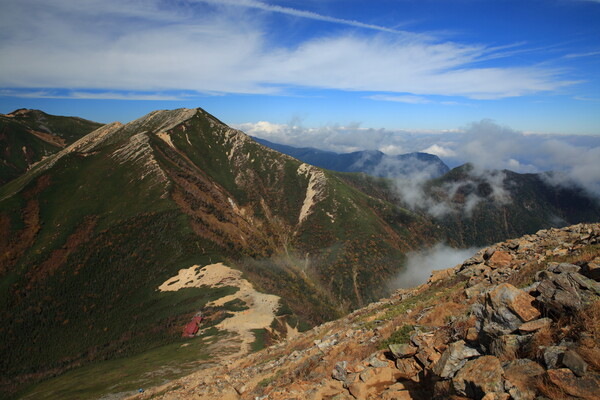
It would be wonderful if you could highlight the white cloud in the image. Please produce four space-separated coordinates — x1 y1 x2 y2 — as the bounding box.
389 244 480 289
422 144 456 158
0 89 191 101
242 119 600 196
564 50 600 58
368 94 431 104
0 0 572 99
194 0 405 34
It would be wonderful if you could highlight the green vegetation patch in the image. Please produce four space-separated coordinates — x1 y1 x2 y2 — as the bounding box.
250 328 268 353
19 327 227 400
379 324 415 349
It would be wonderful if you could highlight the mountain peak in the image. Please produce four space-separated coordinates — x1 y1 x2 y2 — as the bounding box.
5 108 46 117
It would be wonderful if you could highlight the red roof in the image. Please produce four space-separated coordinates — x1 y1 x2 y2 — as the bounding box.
183 322 199 337
182 316 202 338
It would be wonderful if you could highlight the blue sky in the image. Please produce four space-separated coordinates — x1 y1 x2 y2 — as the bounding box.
1 0 599 135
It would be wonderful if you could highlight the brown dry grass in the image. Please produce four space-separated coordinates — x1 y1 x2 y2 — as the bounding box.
551 243 600 265
577 342 600 373
571 299 600 373
574 300 600 340
526 324 558 360
507 261 544 288
536 373 569 400
496 342 520 363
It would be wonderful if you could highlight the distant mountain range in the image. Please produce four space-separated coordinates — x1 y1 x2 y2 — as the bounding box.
1 108 599 398
252 137 450 179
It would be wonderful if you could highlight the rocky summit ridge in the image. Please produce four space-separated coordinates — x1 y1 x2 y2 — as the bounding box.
131 223 600 400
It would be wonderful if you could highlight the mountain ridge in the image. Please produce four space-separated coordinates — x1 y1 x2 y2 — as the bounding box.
0 109 103 185
2 107 600 399
251 137 450 179
126 222 600 400
0 107 440 397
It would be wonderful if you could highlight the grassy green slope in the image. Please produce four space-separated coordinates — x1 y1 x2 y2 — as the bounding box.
0 110 103 185
0 108 437 397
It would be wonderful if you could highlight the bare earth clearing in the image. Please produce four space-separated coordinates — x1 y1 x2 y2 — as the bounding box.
159 263 281 358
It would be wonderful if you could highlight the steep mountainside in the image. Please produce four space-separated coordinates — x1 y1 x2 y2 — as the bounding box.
0 109 103 185
2 108 599 399
0 108 439 397
424 164 600 246
335 163 600 247
252 137 450 179
129 223 600 400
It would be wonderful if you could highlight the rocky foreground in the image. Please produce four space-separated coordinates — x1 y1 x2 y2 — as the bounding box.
130 223 600 400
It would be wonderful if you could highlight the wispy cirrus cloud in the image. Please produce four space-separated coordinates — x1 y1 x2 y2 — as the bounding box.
0 89 193 101
367 94 432 104
564 50 600 58
194 0 407 34
0 0 575 100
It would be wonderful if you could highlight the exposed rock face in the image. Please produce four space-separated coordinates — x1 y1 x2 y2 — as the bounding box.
433 340 480 378
452 355 505 398
546 368 600 400
127 223 600 400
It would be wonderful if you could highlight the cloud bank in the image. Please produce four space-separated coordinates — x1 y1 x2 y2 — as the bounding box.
389 244 480 289
242 119 600 197
0 0 572 99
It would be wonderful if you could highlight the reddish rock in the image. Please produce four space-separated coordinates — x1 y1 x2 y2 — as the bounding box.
348 381 368 400
466 327 479 342
388 343 417 359
518 318 551 333
380 389 414 400
504 359 544 400
481 393 510 400
488 251 514 268
487 283 540 323
433 340 480 378
428 268 455 284
395 357 421 380
364 366 400 387
546 368 600 400
453 356 505 398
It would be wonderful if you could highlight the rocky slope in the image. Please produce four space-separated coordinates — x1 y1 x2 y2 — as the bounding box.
131 223 600 400
0 109 103 185
2 107 599 398
0 108 440 397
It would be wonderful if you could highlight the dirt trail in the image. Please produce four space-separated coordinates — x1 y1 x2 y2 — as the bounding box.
158 263 280 358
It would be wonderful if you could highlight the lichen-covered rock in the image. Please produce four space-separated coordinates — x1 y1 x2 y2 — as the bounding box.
504 359 544 400
562 349 588 377
546 368 600 400
518 317 551 333
453 356 505 399
433 340 480 378
543 346 567 369
332 361 348 381
487 283 541 323
388 343 417 359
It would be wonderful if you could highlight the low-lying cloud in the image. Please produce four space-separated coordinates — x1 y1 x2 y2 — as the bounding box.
389 244 480 290
392 166 511 217
242 119 600 198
